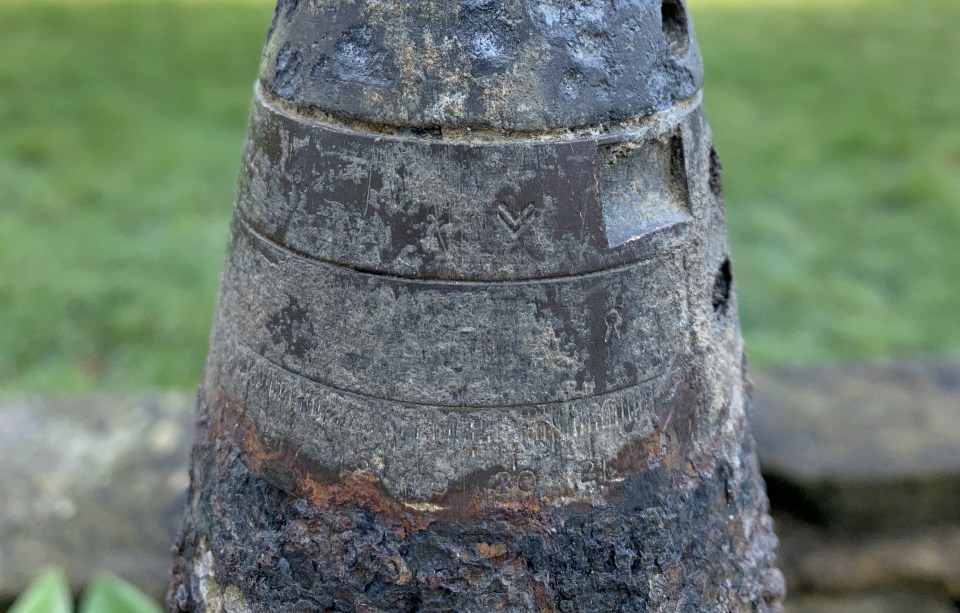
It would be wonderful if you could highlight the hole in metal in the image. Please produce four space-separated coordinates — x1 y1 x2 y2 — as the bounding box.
712 258 732 317
661 0 691 58
708 145 724 197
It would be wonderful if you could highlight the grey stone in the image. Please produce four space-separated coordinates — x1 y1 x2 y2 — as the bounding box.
776 514 960 600
751 358 960 529
785 590 958 613
0 394 193 601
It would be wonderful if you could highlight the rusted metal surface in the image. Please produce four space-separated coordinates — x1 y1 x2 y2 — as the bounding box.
259 0 703 131
170 0 784 610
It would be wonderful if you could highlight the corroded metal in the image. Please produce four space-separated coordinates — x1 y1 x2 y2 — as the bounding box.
170 0 784 610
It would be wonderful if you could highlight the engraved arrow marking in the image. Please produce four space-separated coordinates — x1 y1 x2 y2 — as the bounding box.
497 201 536 236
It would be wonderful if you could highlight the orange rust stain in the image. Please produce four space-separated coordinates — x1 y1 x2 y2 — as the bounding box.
612 429 663 472
211 390 439 533
464 567 484 588
210 389 571 537
503 497 542 515
533 579 554 613
301 473 387 513
300 472 437 534
388 555 413 586
475 542 508 559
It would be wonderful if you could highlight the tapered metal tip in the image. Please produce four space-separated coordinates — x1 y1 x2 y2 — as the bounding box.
260 0 703 131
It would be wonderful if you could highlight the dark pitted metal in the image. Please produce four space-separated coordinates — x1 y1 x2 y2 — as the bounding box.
259 0 703 131
170 0 785 610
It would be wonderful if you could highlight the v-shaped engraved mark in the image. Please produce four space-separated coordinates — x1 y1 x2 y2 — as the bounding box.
497 202 536 236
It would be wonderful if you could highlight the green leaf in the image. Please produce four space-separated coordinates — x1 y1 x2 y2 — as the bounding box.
77 574 161 613
9 569 72 613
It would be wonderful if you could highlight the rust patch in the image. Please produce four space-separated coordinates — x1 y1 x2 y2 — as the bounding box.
172 380 782 611
212 389 437 535
533 579 554 613
611 370 702 477
612 429 663 473
212 388 568 543
173 385 783 611
475 542 507 559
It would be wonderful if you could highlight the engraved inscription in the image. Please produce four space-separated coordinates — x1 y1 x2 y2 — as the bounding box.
605 307 625 342
489 471 514 493
487 470 539 494
580 459 613 483
517 469 537 491
497 201 536 236
210 324 690 503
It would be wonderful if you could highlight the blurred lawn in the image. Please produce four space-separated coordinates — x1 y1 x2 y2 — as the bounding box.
0 0 958 394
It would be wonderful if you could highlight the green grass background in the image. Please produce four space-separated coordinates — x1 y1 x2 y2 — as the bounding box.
1 0 958 394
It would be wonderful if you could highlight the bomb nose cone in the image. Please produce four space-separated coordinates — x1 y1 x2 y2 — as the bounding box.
169 1 785 609
260 0 703 131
